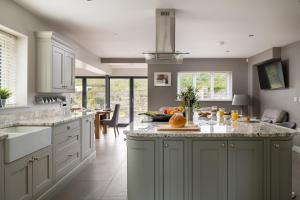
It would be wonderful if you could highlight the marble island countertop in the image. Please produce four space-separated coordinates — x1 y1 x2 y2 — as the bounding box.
123 121 299 138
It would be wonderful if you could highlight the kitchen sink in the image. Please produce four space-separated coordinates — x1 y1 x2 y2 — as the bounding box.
2 126 52 163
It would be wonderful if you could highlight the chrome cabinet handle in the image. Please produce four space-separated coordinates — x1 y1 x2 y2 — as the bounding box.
221 143 226 148
164 143 168 148
273 144 280 149
229 143 235 148
33 157 40 161
67 126 71 130
67 154 73 157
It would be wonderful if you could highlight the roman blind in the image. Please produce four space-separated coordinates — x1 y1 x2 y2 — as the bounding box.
0 30 17 104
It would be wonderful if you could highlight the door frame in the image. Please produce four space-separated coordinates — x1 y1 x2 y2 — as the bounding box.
76 76 148 126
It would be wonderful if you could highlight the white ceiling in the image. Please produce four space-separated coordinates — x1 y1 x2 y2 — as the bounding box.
15 0 300 58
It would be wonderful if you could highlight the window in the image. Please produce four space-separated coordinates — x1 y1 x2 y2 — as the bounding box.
87 79 106 109
71 78 83 108
177 72 232 101
0 30 17 104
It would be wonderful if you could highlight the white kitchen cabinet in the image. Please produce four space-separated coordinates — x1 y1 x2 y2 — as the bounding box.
81 116 95 160
0 141 4 200
4 146 52 200
36 31 75 93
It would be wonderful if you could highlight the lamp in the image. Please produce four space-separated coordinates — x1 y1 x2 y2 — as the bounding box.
232 94 249 116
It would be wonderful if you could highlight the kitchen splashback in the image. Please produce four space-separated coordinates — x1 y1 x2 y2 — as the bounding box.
0 106 68 128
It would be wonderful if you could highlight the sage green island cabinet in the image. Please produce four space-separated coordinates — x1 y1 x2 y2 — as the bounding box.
163 141 184 200
192 141 227 200
271 140 293 200
127 140 155 200
124 121 299 200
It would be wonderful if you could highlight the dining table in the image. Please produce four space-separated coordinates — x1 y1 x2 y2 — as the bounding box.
94 109 113 139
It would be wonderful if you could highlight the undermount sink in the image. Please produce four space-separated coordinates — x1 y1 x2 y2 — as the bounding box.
3 126 52 163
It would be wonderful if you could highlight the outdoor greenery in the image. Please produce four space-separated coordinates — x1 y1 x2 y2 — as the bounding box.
72 78 148 123
178 72 230 100
0 88 12 99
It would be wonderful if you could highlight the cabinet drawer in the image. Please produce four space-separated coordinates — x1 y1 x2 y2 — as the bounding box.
55 141 80 180
54 129 80 154
54 120 80 135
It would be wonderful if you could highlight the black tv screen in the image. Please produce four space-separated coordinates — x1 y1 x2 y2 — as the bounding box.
257 61 287 89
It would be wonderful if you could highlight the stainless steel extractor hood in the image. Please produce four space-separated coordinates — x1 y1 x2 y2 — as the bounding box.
143 9 189 64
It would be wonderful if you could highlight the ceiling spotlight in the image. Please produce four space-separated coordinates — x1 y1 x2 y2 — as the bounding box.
217 41 225 46
248 34 255 38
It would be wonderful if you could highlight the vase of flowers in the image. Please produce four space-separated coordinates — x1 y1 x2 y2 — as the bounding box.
0 88 12 108
177 86 201 123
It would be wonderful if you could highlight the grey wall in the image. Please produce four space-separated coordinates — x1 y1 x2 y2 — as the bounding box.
148 58 248 111
249 43 300 123
248 42 300 146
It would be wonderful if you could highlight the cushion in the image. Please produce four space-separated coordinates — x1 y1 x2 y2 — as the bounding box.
261 109 288 123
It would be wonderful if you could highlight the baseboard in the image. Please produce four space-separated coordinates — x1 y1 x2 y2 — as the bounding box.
37 151 96 200
292 145 300 154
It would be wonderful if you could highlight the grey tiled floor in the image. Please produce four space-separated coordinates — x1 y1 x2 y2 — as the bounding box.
52 128 300 200
52 128 127 200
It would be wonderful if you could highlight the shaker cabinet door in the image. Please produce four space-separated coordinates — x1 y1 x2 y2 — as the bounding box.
5 156 33 200
64 51 75 90
32 146 53 196
82 117 95 159
127 140 155 200
228 141 264 200
192 141 227 200
270 140 292 200
52 46 65 89
163 141 184 200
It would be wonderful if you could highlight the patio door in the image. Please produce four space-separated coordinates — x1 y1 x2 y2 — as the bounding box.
110 77 148 125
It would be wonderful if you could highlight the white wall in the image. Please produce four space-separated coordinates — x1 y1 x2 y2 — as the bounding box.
0 0 108 112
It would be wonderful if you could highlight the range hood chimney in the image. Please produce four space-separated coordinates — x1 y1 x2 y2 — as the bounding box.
143 9 189 64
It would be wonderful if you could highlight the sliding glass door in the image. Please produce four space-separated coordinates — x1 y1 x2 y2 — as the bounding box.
133 78 148 122
110 78 130 124
86 78 106 109
73 76 148 125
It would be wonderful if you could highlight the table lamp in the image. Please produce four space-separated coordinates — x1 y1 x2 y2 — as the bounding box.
232 94 249 116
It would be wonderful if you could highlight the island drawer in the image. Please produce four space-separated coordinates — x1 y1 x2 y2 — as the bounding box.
55 141 80 180
54 120 80 135
54 129 80 154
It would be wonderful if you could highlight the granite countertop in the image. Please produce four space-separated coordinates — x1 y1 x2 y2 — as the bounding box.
123 121 299 138
0 112 95 130
0 132 8 141
17 112 95 126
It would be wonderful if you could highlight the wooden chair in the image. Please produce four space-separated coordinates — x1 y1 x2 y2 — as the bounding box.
100 104 120 136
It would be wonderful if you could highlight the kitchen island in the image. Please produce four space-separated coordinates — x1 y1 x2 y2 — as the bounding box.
124 121 299 200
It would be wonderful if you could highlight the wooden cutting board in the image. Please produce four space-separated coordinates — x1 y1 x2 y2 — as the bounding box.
157 124 200 131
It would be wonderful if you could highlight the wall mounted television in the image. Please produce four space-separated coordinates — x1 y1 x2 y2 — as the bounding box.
257 60 288 90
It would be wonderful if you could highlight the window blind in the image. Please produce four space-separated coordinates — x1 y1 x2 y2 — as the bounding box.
0 30 17 104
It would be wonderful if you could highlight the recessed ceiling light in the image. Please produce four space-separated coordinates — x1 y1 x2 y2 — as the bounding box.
217 41 225 46
248 34 255 38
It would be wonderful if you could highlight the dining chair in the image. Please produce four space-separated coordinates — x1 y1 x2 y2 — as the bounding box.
100 104 120 136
